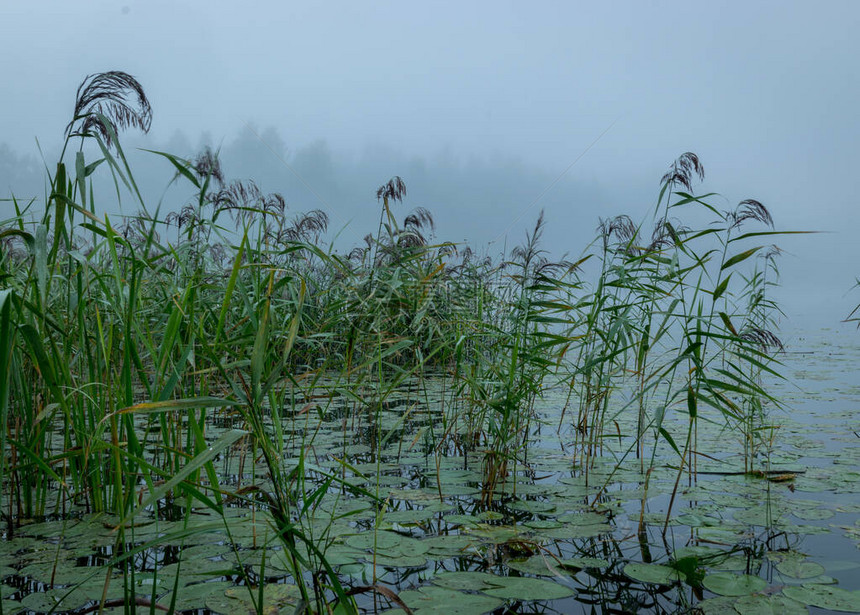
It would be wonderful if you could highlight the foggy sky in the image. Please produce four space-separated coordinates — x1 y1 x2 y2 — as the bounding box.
3 1 860 329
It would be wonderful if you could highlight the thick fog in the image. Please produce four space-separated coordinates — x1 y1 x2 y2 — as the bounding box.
3 1 859 328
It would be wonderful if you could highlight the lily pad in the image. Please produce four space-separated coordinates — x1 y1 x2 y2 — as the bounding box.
537 524 606 540
19 561 103 587
694 596 738 614
506 556 563 576
422 535 474 558
162 581 235 611
791 507 834 521
558 556 609 569
21 588 91 613
702 572 767 596
775 557 826 580
203 584 301 615
345 530 401 551
523 519 562 529
430 571 501 591
782 584 860 612
386 509 437 525
507 499 556 514
482 576 576 601
623 562 681 585
733 593 807 615
442 514 479 527
556 511 606 526
1 600 23 615
392 585 503 614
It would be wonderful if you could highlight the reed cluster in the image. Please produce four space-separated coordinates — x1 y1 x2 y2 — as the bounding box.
0 73 793 613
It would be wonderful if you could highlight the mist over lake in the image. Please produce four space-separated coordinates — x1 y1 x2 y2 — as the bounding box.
1 2 860 613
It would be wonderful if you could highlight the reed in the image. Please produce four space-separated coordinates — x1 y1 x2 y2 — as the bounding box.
0 73 801 614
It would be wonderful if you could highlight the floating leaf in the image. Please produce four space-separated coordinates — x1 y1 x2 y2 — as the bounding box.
623 562 681 585
695 596 737 614
21 588 90 612
556 511 606 526
430 571 501 592
791 507 834 521
482 576 576 601
558 556 609 569
775 557 826 580
346 530 401 551
783 584 860 612
708 555 751 572
442 514 479 527
202 584 301 615
507 499 556 513
162 581 234 611
394 585 503 614
733 594 807 615
523 519 562 529
1 599 23 615
702 572 766 596
506 556 562 576
465 524 523 543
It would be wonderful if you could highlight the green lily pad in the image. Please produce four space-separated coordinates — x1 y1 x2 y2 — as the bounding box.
523 519 562 529
482 576 576 601
346 530 401 551
783 584 860 612
695 596 738 614
155 558 240 585
732 505 786 526
623 562 681 585
556 511 606 525
537 524 606 540
775 557 826 579
791 507 834 521
19 561 94 587
17 547 76 566
676 513 722 527
442 514 479 527
733 593 808 615
430 571 501 591
673 546 726 561
507 499 556 513
703 572 767 596
374 553 428 569
324 545 364 567
506 556 563 576
202 584 301 615
422 535 474 558
21 587 91 612
1 600 23 615
73 577 127 602
394 585 503 614
385 509 437 524
161 581 235 611
558 556 609 569
709 555 754 572
0 537 34 556
476 511 505 521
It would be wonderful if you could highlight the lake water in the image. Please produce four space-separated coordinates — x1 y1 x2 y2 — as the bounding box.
1 327 859 614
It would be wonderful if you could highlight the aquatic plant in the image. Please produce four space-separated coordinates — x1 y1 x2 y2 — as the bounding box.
0 72 836 615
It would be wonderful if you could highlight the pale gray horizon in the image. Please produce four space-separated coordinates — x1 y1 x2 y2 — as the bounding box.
3 1 859 330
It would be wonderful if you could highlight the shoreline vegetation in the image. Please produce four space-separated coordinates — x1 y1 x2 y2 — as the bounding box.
2 72 856 614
